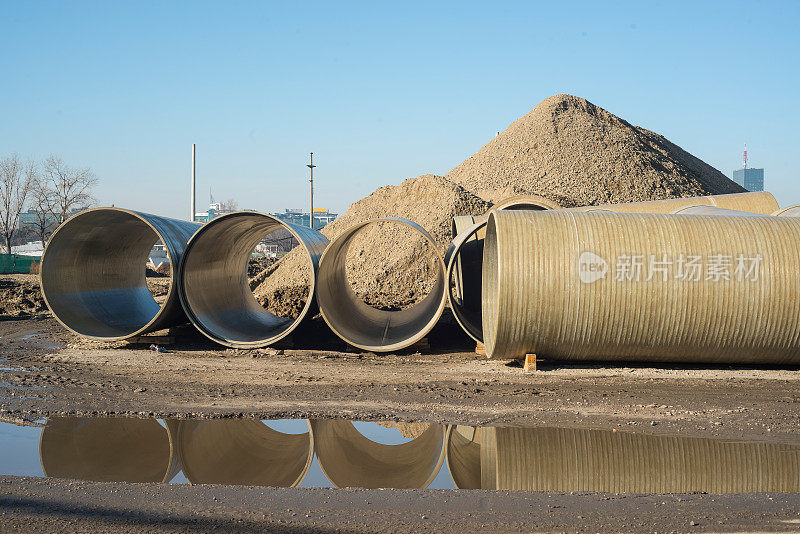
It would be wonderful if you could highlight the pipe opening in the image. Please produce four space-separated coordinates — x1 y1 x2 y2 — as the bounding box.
180 212 316 348
317 218 446 352
146 239 171 306
445 219 487 343
41 209 172 339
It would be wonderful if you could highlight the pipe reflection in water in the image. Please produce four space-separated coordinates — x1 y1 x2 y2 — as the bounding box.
175 419 314 486
446 426 800 492
39 417 181 483
310 420 447 489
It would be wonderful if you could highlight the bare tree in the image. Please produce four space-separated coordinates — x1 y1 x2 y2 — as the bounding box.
0 155 35 254
29 175 58 246
42 155 97 223
219 198 239 212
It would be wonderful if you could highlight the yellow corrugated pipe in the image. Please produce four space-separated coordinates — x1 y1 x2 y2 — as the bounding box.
482 209 800 362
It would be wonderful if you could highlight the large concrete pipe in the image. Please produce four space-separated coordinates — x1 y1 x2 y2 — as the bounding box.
445 192 775 345
39 417 181 483
310 420 446 489
40 208 201 339
175 419 314 486
178 212 328 348
482 209 800 362
672 205 764 216
570 190 778 214
446 426 800 492
316 218 446 352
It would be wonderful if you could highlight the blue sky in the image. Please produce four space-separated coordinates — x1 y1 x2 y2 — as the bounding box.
2 1 798 219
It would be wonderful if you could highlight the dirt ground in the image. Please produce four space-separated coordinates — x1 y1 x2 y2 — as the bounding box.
3 476 800 533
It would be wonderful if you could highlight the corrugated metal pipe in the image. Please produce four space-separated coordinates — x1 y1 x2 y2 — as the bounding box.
447 192 779 345
40 208 201 340
482 209 800 362
446 425 800 492
316 218 446 352
178 212 328 348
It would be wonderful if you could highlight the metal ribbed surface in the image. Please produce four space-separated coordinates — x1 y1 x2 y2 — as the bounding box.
569 191 778 214
40 208 201 340
483 209 800 362
492 427 800 492
446 192 776 345
178 211 328 349
316 218 446 352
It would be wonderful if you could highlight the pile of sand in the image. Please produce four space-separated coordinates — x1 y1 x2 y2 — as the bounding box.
253 94 746 314
253 174 490 314
445 94 744 205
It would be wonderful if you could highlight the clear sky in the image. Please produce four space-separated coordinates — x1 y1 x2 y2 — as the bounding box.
2 1 799 219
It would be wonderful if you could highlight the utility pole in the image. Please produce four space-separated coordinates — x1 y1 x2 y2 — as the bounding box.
307 152 316 229
190 144 196 222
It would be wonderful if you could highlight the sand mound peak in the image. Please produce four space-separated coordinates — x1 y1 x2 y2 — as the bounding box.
445 93 744 205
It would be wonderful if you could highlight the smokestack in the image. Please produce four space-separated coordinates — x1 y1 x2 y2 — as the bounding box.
190 144 196 222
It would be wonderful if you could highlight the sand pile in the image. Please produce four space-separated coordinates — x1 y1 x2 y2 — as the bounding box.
253 174 490 314
445 94 744 205
254 94 744 314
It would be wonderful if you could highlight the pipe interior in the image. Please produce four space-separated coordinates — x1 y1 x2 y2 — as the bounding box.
181 214 312 346
311 420 446 489
317 221 445 351
41 210 164 338
176 419 313 486
481 215 500 357
447 220 487 343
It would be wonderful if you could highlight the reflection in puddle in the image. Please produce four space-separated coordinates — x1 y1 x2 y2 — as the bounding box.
6 417 800 491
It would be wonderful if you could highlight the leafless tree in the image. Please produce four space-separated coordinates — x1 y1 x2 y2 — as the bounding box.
42 155 97 223
28 175 58 246
219 198 239 212
0 155 36 254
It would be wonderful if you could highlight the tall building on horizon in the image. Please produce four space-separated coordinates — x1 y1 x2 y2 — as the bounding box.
732 167 764 191
732 144 764 192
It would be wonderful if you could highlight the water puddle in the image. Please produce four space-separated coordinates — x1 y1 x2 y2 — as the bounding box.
1 416 799 491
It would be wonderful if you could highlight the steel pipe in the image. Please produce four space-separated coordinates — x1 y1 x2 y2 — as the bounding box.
310 420 446 488
774 205 800 217
482 209 800 362
175 419 314 486
570 190 778 214
178 212 328 348
40 417 181 483
316 218 446 352
446 425 800 492
40 208 201 340
447 192 781 345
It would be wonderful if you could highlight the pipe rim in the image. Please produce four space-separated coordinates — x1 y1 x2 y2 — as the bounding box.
178 211 318 348
445 218 488 344
316 217 447 352
490 194 561 212
40 207 177 340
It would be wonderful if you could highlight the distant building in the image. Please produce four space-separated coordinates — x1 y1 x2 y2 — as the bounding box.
194 201 236 223
17 207 86 230
732 168 764 192
270 208 338 230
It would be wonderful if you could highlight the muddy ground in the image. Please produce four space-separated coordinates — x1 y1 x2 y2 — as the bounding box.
2 309 800 532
